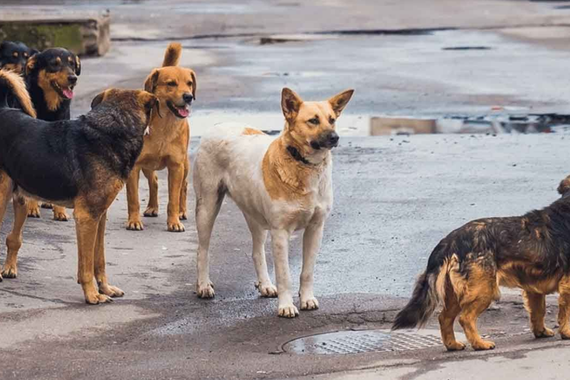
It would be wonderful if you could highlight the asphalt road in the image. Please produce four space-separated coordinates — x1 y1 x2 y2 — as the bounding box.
3 1 570 379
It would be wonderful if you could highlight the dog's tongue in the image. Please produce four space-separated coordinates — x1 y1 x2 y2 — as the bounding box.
178 107 190 118
62 88 74 99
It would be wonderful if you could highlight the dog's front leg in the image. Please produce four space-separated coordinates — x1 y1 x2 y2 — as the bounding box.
0 173 13 281
2 196 28 278
75 206 111 304
271 229 298 318
299 222 324 311
94 211 124 298
126 167 144 230
166 163 185 232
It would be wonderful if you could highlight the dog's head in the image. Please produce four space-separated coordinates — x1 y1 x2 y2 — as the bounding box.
91 88 159 128
0 41 37 74
281 88 354 160
558 175 570 198
143 66 196 120
26 48 81 109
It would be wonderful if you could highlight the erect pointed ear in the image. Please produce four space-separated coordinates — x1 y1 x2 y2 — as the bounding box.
328 89 354 116
74 55 81 76
90 90 107 109
144 69 160 93
25 54 38 76
558 175 570 195
281 87 303 122
190 70 197 100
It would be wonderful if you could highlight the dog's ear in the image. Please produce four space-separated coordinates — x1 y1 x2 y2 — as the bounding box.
558 175 570 195
144 69 160 93
190 70 197 100
25 53 38 76
74 55 81 76
328 89 354 117
281 87 303 122
90 90 107 109
29 48 39 56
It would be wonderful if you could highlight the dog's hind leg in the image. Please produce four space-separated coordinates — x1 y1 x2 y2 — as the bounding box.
178 157 189 221
94 211 124 298
0 173 13 281
52 205 69 221
26 199 41 218
557 276 570 339
195 184 225 298
523 291 554 338
142 168 159 217
166 163 185 232
244 214 276 298
126 167 144 231
271 229 298 318
438 281 466 351
2 196 27 279
299 221 324 311
457 254 499 350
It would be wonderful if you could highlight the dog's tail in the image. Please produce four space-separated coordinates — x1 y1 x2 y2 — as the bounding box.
392 243 451 330
162 42 182 67
0 69 36 118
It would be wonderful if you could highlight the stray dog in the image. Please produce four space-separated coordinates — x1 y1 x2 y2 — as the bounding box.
126 42 196 232
0 41 37 74
193 88 354 317
24 48 81 221
393 175 570 350
0 69 158 303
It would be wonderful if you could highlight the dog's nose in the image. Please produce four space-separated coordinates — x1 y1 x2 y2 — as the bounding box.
183 93 194 104
328 131 339 145
68 75 77 85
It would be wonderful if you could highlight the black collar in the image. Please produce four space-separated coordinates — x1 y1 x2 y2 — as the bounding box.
287 146 314 166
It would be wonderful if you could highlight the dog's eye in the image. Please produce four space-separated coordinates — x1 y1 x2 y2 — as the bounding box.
23 53 28 58
12 52 18 58
329 117 336 125
167 81 177 87
308 118 320 125
187 81 193 87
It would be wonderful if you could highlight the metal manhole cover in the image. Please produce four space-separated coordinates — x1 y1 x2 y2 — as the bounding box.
283 329 465 355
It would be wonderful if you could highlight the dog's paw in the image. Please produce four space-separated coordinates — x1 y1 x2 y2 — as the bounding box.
560 329 570 340
143 207 159 217
534 327 555 338
179 211 188 220
53 209 69 221
41 203 53 209
99 284 125 298
445 341 466 351
255 281 278 298
27 206 41 218
472 340 495 351
300 297 319 311
278 304 299 318
196 281 215 298
85 293 113 305
167 220 185 232
1 264 17 279
126 220 144 231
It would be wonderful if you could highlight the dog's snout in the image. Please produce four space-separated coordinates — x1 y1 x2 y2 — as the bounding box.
67 75 78 85
329 131 339 145
183 93 194 104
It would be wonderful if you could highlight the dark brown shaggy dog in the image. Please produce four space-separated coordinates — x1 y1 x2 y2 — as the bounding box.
393 176 570 351
0 69 158 303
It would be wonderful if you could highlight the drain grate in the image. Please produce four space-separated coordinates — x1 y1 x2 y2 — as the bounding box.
283 329 460 355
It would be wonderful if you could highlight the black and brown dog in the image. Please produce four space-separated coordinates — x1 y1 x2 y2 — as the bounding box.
0 69 158 304
24 48 81 220
0 41 37 74
393 175 570 351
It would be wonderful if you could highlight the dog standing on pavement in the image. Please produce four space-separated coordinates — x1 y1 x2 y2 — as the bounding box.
0 69 158 303
126 42 196 232
393 175 570 351
192 87 354 317
24 48 81 221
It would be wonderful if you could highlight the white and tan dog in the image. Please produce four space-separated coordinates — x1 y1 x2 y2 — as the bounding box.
192 87 354 317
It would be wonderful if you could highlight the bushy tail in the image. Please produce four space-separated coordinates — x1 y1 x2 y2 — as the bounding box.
162 42 182 67
0 69 36 118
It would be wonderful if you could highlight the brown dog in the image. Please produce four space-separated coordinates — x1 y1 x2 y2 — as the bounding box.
126 42 196 232
0 69 158 303
393 175 570 350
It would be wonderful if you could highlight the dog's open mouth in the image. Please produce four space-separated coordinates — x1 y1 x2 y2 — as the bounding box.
167 101 191 119
51 81 74 100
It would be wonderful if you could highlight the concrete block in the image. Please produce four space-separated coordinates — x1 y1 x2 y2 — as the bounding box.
0 10 110 56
